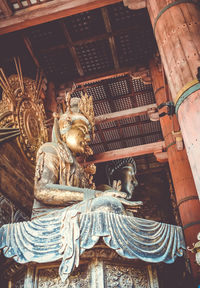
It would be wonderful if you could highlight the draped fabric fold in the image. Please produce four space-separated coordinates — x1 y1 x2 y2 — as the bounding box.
0 210 185 282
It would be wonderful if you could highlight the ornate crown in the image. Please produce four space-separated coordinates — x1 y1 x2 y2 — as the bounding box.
65 91 95 139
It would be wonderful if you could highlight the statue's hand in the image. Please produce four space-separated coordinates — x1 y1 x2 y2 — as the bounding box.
112 180 121 191
95 190 127 199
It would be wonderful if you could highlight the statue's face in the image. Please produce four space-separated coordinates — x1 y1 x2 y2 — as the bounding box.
119 165 138 199
63 119 91 156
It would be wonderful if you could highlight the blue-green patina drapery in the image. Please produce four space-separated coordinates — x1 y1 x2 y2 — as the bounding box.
0 206 185 282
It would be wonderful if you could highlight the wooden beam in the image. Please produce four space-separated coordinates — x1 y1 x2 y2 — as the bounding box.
101 7 119 70
75 66 137 86
23 34 40 68
95 103 157 124
39 24 146 54
88 141 166 164
0 0 13 17
60 21 84 77
0 0 121 35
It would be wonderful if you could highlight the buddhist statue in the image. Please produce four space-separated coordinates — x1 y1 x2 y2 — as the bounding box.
0 91 185 285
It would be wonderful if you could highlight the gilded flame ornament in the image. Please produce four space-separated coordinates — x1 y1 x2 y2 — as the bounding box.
0 58 48 164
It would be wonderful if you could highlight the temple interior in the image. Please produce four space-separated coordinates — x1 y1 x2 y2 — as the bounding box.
0 1 200 288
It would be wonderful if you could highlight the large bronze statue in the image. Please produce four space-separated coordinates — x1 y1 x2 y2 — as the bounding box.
0 91 185 283
32 93 139 220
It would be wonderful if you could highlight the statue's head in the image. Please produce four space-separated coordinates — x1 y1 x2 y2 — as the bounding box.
106 158 138 199
53 92 95 157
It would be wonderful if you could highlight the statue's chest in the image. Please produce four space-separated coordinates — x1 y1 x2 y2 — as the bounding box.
61 161 89 188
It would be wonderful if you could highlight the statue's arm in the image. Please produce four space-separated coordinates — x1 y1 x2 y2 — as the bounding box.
34 147 84 206
34 183 84 206
34 144 127 206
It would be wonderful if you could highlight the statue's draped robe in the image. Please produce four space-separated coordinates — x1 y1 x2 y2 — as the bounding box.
0 142 185 282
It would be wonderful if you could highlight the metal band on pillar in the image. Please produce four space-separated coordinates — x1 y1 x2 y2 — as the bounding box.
177 195 199 207
153 0 200 33
183 220 200 230
175 79 200 114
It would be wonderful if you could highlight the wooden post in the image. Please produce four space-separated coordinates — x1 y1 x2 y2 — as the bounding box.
146 0 200 198
150 58 200 278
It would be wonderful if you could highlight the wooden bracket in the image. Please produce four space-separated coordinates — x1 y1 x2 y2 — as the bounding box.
172 130 184 151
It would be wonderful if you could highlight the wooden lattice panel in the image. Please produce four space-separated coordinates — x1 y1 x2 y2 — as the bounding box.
91 143 105 154
126 137 142 147
115 29 156 67
141 121 161 134
38 48 78 82
27 22 66 50
71 90 81 98
143 133 163 144
76 40 114 74
135 91 155 107
103 128 120 142
139 114 149 121
64 9 105 42
108 77 130 97
114 96 133 111
93 100 112 116
99 121 116 130
132 79 152 93
107 3 150 31
86 85 107 101
119 117 137 125
123 125 140 138
107 141 122 151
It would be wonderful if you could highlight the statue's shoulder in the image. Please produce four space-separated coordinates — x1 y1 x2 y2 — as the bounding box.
37 142 59 157
37 142 73 165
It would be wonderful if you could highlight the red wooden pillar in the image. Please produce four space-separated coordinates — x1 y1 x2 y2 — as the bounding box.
150 58 200 277
146 0 200 198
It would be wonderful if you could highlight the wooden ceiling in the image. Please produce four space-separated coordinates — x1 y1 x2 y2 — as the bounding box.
0 0 166 176
0 2 157 83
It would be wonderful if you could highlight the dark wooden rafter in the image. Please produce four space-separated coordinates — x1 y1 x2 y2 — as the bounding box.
22 33 40 68
59 20 84 77
0 0 13 17
87 141 166 164
0 0 121 35
75 67 138 87
101 7 119 70
39 24 147 55
95 102 157 124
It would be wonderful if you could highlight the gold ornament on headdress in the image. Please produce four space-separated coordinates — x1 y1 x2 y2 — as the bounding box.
65 91 95 139
79 92 95 138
